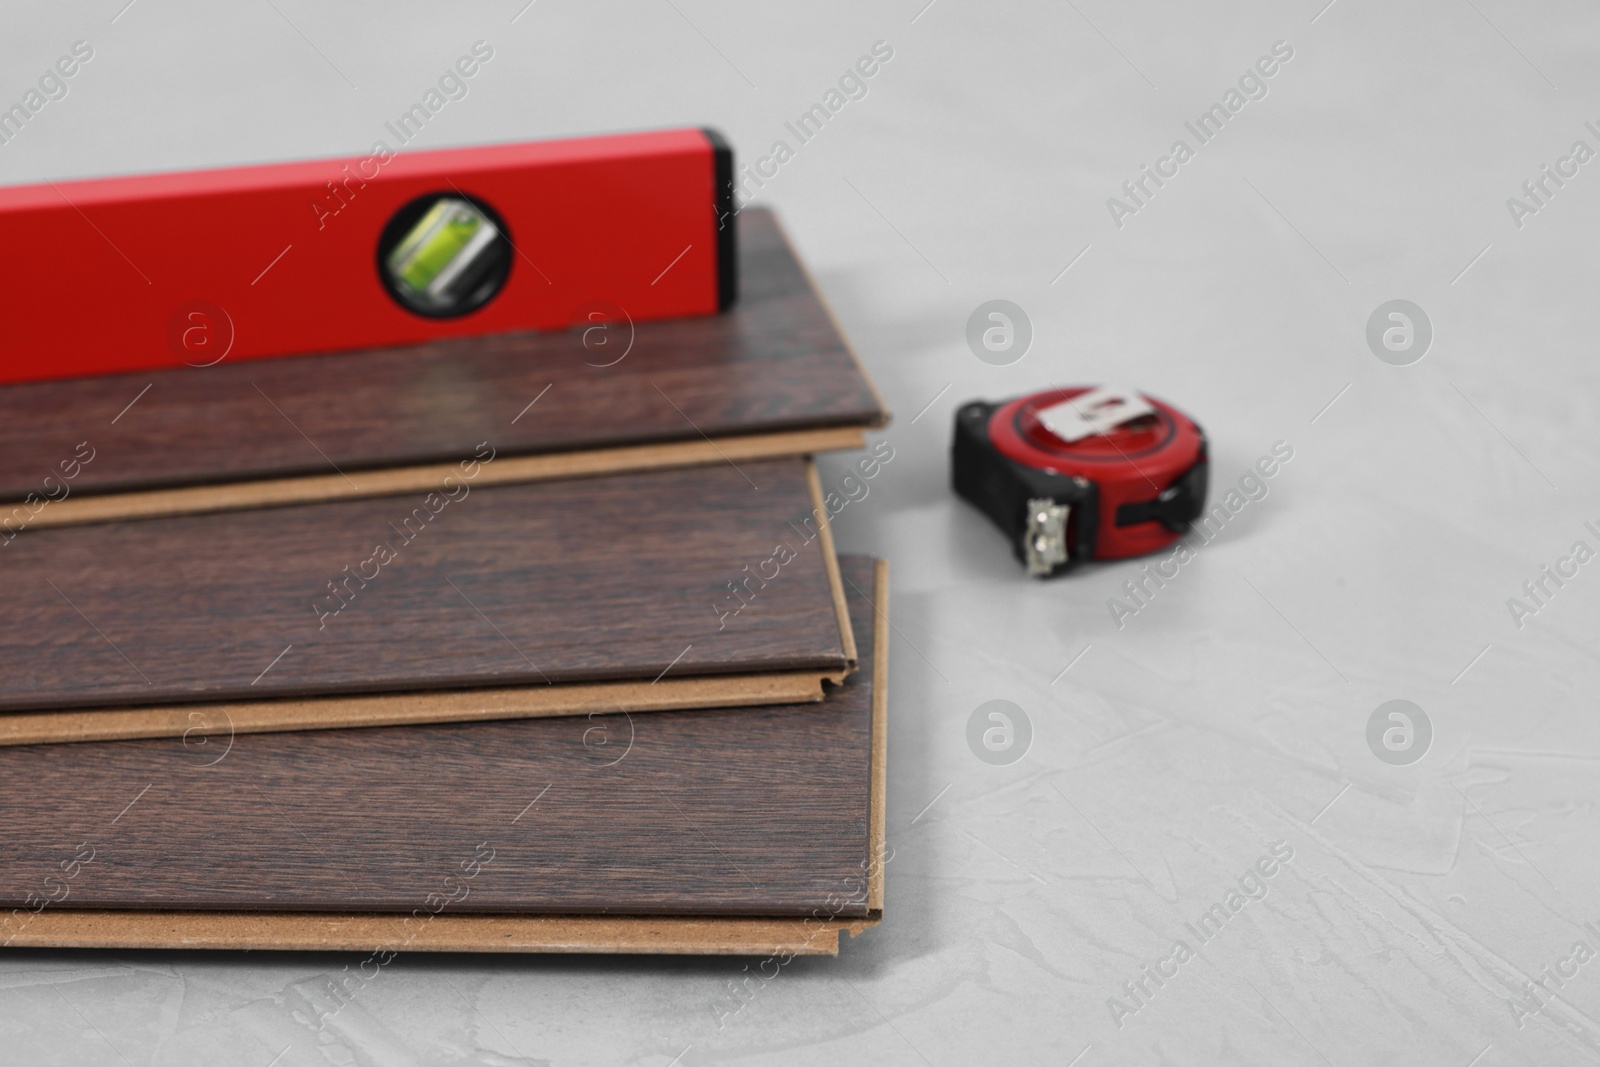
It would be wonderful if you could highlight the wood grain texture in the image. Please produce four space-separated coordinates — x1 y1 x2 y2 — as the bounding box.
0 458 849 711
0 209 885 502
0 556 883 918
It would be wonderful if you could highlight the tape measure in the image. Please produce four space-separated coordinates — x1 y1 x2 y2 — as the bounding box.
952 385 1208 577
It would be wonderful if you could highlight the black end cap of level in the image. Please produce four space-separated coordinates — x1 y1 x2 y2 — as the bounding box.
702 127 738 311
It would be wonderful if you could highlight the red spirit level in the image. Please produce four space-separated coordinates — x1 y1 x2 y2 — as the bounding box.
953 386 1208 577
0 128 735 385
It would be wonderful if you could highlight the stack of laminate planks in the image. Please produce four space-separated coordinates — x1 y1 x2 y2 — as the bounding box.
0 210 890 956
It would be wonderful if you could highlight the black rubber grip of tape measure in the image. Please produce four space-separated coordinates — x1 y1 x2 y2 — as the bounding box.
952 400 1099 577
1112 461 1209 532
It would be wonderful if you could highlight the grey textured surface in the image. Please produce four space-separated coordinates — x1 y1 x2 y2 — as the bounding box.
5 0 1600 1064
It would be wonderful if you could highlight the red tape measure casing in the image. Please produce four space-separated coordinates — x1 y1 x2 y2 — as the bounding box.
952 386 1208 577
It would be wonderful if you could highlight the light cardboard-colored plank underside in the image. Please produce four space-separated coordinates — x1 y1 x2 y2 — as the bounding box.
0 669 844 747
0 909 881 956
805 459 859 666
17 426 868 530
868 558 890 913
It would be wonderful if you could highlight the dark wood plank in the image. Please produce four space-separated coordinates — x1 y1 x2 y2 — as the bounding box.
0 557 880 918
0 458 846 711
0 209 882 501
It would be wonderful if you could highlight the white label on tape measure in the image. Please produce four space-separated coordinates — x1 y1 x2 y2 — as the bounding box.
1036 386 1155 443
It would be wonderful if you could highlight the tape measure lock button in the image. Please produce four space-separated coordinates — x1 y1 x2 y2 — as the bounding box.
952 386 1208 578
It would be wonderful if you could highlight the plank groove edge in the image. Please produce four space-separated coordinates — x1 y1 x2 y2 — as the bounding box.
19 427 867 532
0 669 844 747
0 909 876 956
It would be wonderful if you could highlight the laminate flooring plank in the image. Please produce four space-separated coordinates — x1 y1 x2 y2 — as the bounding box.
0 209 884 501
0 557 883 918
0 458 848 711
